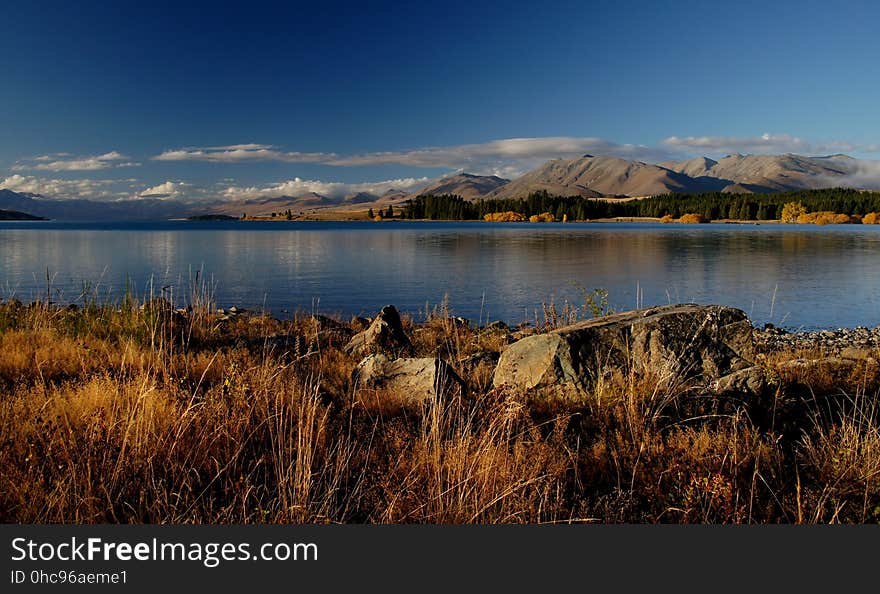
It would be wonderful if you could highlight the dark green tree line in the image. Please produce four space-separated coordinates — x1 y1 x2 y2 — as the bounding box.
402 188 880 222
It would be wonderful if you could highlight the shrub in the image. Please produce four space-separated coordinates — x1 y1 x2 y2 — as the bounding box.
679 213 708 224
528 212 555 223
483 211 526 222
781 201 807 223
660 214 675 223
833 213 860 224
798 211 859 225
863 212 880 224
796 212 815 224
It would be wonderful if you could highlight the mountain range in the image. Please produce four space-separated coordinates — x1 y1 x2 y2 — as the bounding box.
0 152 868 219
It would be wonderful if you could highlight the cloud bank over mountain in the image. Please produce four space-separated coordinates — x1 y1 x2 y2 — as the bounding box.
6 133 880 204
0 174 121 199
663 133 880 156
219 176 430 201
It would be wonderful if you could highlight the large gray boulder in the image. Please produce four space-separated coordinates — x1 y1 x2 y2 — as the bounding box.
492 304 755 397
354 354 466 405
344 305 414 357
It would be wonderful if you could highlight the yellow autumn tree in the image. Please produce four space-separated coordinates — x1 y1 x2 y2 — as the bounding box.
780 201 807 223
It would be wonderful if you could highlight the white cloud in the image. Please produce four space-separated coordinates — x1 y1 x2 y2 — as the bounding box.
153 144 334 163
662 133 880 157
0 174 120 199
828 159 880 189
220 177 430 201
12 151 139 172
151 137 670 175
205 143 273 151
324 137 672 175
136 181 190 199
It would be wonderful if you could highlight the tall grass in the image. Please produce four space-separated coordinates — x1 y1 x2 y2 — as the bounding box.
2 295 880 523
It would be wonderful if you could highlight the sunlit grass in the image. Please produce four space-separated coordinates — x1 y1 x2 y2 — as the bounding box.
2 295 880 523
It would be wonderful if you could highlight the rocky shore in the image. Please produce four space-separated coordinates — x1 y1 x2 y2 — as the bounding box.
70 298 880 403
277 302 880 405
754 323 880 354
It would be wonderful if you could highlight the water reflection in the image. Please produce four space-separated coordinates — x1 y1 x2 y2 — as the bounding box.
1 220 879 329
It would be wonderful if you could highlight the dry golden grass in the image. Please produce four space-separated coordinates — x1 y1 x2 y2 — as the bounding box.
2 297 880 523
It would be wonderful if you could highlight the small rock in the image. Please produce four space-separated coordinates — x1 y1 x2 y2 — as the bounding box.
713 366 769 396
353 354 466 404
344 305 414 357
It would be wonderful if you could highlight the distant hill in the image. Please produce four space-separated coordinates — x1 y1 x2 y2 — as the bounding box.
483 152 858 200
0 207 46 220
378 189 412 204
487 155 718 199
343 191 380 204
200 193 336 218
658 153 852 193
187 214 239 221
656 156 718 179
415 173 509 200
0 189 188 220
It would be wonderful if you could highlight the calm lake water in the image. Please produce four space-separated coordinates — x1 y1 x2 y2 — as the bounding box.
2 220 880 330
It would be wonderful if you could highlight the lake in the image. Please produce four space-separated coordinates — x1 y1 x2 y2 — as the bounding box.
1 220 879 330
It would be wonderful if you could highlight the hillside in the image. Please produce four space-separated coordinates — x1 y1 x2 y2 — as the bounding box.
415 173 509 199
0 189 188 220
487 155 719 199
659 153 852 193
0 208 45 220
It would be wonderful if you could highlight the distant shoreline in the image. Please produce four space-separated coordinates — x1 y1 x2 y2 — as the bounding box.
0 209 47 221
229 214 776 225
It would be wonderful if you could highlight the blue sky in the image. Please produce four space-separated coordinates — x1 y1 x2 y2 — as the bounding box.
2 0 880 201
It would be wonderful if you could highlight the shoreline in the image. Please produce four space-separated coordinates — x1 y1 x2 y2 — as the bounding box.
197 213 867 226
5 294 877 351
9 215 875 226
